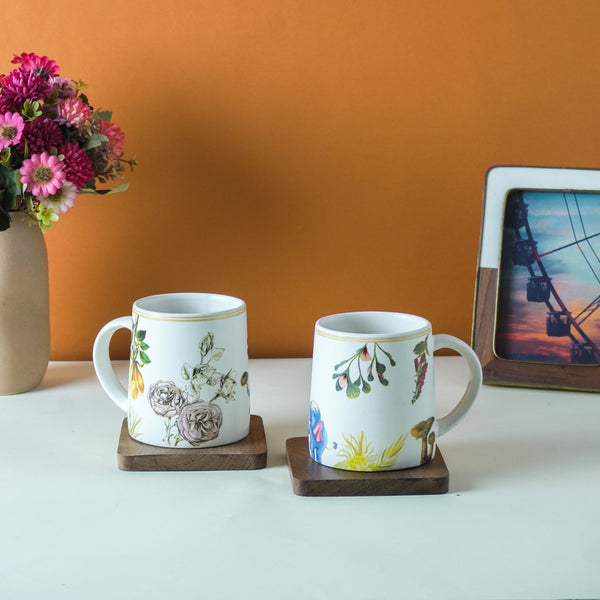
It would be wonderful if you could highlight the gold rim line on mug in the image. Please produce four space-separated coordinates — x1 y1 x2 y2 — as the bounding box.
315 326 431 344
132 305 246 323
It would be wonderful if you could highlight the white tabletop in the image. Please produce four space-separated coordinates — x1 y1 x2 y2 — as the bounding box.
0 358 598 599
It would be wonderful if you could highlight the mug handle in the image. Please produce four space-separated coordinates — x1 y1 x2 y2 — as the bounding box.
433 334 482 437
92 316 132 413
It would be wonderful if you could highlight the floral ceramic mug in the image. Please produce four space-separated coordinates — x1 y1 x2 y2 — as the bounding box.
308 312 482 471
93 293 250 448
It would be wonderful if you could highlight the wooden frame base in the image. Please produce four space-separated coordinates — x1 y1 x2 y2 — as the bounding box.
473 266 599 391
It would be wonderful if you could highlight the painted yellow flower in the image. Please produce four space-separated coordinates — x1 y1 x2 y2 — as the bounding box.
334 431 407 472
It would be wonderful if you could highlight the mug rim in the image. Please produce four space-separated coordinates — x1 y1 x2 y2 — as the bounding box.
315 311 431 341
133 292 246 321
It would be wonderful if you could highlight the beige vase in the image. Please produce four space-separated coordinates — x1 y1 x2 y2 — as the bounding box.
0 215 50 394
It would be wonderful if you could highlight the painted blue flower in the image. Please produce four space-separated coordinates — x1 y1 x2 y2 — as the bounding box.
308 401 327 462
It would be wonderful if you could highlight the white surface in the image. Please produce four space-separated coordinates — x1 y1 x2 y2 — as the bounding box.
479 165 600 268
1 358 599 599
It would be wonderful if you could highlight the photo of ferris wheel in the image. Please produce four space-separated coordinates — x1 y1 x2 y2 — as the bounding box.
495 189 600 365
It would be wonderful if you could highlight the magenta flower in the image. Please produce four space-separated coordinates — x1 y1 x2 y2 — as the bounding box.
11 52 59 77
0 112 24 150
56 97 92 126
19 117 62 154
59 143 94 190
0 68 51 110
20 152 66 198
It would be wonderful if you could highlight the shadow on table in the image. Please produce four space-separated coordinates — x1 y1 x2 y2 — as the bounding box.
262 418 306 468
444 435 596 493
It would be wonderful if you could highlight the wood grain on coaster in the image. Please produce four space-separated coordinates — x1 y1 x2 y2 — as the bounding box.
117 414 267 471
286 436 448 496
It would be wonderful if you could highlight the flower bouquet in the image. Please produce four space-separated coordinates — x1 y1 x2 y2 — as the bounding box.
0 52 135 232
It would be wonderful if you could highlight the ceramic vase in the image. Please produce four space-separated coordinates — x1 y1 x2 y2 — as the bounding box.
0 216 50 394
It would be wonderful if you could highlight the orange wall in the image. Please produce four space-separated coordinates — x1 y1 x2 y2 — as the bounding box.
4 1 600 360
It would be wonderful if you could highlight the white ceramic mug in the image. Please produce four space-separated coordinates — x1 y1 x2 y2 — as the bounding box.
93 293 250 448
308 312 482 471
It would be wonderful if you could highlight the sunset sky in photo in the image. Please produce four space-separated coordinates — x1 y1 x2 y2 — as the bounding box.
495 190 600 364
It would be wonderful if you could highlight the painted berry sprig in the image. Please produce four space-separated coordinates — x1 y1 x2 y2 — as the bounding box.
332 343 396 399
412 336 429 403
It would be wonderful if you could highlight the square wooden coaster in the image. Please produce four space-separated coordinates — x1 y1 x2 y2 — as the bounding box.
286 436 449 496
117 414 267 471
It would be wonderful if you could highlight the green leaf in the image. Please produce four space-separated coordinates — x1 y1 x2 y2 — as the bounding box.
361 380 371 394
78 183 129 195
21 100 42 121
413 337 429 356
376 360 386 374
136 330 146 341
139 342 149 351
379 346 396 366
94 110 112 121
334 357 352 370
85 133 109 150
0 165 19 211
0 208 11 231
346 380 361 399
0 148 11 168
139 351 151 365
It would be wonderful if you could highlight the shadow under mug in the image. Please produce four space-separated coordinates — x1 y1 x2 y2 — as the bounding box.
93 293 250 448
308 311 482 471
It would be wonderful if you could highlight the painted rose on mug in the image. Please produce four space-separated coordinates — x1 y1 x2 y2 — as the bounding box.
147 380 186 417
177 401 223 444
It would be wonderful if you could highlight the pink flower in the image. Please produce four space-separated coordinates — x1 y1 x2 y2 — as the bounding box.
0 68 52 110
56 97 92 126
39 180 77 213
20 152 66 198
359 346 371 361
19 117 62 154
50 76 76 99
59 143 94 190
0 111 24 150
312 420 324 443
97 120 125 160
11 52 59 77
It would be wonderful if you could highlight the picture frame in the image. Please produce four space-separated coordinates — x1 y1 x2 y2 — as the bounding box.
472 165 600 391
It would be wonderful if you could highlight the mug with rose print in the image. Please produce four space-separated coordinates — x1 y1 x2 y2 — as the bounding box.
308 311 482 471
93 293 250 448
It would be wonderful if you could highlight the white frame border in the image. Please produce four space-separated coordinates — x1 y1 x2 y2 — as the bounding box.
479 165 600 269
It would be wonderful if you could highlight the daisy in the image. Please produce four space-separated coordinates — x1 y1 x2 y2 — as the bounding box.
19 152 66 198
0 111 24 150
39 180 77 213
